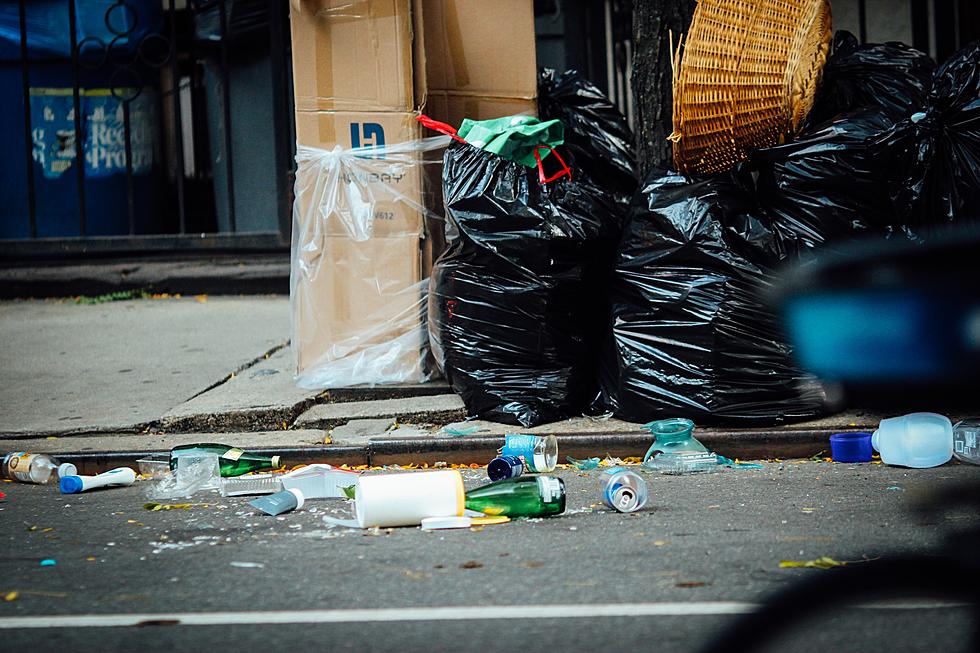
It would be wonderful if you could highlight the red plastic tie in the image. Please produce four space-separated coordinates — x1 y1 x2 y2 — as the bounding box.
416 115 467 143
534 145 572 184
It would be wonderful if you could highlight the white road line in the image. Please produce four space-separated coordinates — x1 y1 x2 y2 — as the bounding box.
0 603 753 629
0 601 969 629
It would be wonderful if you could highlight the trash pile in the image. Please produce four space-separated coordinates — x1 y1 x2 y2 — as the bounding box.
3 408 977 541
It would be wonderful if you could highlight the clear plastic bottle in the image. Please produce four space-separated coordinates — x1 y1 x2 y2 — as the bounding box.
500 434 558 473
2 451 76 484
872 412 952 468
953 419 980 465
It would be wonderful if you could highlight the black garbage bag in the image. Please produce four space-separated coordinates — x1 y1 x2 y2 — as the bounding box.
598 170 825 424
883 41 980 227
805 30 935 128
749 108 914 251
430 140 622 427
537 68 638 203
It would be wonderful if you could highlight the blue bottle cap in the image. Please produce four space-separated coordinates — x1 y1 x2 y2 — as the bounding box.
60 475 84 494
829 432 873 463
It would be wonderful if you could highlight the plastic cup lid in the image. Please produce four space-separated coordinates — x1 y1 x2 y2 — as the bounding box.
420 516 472 530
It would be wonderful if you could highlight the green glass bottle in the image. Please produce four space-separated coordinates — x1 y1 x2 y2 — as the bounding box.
464 476 566 518
169 443 281 478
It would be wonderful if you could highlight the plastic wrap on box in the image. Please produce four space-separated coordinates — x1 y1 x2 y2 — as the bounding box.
599 170 826 424
291 136 450 389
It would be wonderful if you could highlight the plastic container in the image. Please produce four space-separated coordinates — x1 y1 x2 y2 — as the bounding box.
136 456 170 478
220 474 283 497
829 432 873 463
281 464 360 499
250 488 304 516
60 467 136 494
872 412 953 468
355 471 465 528
602 468 648 513
500 434 558 473
1 452 75 484
952 419 980 465
642 452 720 475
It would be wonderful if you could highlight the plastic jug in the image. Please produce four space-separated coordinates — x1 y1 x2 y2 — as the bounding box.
871 413 953 468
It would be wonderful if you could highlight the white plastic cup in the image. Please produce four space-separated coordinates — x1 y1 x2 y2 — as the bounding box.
872 412 953 468
354 470 464 528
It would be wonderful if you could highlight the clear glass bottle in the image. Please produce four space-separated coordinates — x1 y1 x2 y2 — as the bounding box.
2 452 76 485
464 475 565 517
953 419 980 465
170 443 281 477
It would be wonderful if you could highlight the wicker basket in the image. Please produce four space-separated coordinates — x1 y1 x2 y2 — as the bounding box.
671 0 832 176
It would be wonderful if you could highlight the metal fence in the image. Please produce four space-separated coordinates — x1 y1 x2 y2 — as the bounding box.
1 0 294 258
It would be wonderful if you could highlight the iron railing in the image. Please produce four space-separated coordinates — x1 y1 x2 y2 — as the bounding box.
1 0 294 259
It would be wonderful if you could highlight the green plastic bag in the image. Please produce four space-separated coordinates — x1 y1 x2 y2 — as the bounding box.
456 115 564 168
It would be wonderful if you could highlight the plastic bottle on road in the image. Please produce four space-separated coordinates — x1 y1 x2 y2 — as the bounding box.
169 443 281 478
465 475 565 518
872 412 953 468
60 467 137 494
602 468 649 513
500 434 558 473
952 419 980 465
1 452 76 485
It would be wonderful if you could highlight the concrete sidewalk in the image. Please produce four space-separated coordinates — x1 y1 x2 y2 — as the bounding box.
0 294 891 468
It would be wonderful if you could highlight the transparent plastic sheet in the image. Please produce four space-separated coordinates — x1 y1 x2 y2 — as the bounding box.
598 171 826 425
291 135 451 389
430 139 626 427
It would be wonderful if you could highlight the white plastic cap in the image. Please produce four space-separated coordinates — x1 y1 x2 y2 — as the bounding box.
871 429 880 453
57 462 77 478
286 487 305 511
420 516 472 530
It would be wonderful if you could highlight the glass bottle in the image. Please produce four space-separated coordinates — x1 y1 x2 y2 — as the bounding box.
464 475 565 518
1 452 76 485
169 443 281 477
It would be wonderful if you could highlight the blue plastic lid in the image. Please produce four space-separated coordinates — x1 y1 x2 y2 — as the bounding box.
59 475 84 494
829 432 873 463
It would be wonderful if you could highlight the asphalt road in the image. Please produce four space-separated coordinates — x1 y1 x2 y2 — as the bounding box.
2 461 979 652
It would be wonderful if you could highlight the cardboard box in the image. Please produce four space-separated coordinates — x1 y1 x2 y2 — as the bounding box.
293 235 425 381
290 0 415 113
418 0 538 99
294 110 425 239
290 0 537 384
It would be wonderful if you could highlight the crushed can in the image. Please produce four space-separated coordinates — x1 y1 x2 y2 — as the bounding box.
487 455 524 481
602 468 648 513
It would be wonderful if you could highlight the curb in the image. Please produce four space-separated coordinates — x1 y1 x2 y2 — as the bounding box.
55 429 846 474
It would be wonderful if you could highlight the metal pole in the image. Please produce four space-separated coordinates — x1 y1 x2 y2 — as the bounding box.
858 0 868 43
123 100 135 234
18 0 37 238
217 0 236 232
67 0 87 235
168 0 187 234
267 0 293 240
